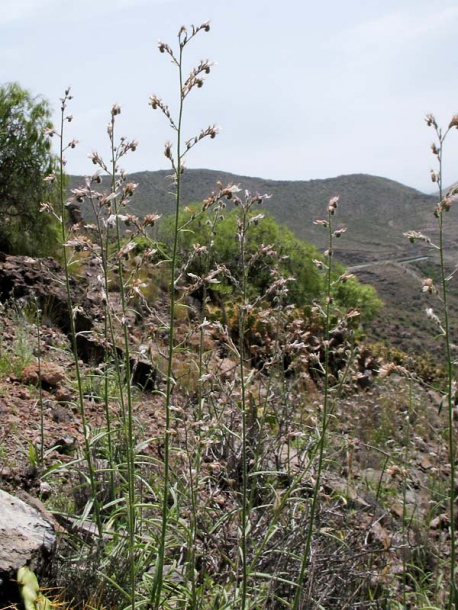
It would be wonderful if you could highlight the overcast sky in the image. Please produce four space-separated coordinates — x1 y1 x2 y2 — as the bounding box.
2 0 458 193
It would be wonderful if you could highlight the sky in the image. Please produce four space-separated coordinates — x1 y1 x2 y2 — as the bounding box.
2 0 458 193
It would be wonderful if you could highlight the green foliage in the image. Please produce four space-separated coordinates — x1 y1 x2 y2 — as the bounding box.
160 206 323 305
0 305 34 378
0 82 60 256
160 205 382 320
17 566 54 610
333 274 383 321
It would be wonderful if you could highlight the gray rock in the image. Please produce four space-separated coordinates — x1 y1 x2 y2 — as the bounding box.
0 489 56 576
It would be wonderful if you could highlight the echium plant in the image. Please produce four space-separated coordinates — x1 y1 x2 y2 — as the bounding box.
404 113 458 609
293 196 358 609
147 21 221 608
85 104 142 610
47 91 146 608
41 89 104 537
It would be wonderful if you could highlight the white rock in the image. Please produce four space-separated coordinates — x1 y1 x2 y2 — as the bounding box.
0 489 56 575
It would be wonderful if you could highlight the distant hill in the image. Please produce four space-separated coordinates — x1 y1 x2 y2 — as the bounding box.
69 169 458 356
70 169 450 265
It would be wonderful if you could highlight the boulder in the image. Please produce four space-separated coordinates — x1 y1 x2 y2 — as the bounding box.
0 489 56 602
21 362 66 389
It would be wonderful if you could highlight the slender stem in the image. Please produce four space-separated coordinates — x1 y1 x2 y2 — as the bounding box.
91 197 116 502
58 95 103 537
401 379 414 608
109 113 137 610
36 305 44 466
293 205 333 610
152 40 185 610
436 131 457 609
238 205 249 610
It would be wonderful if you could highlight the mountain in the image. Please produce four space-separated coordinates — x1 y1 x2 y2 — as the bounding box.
70 169 450 265
69 169 458 357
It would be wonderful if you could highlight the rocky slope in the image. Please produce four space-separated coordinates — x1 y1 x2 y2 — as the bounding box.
0 253 455 608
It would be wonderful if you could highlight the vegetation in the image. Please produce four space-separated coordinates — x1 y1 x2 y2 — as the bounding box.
71 168 441 264
159 205 382 319
1 19 458 610
0 82 60 255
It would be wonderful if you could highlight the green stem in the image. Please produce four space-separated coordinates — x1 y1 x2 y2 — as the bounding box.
237 205 250 610
36 305 44 467
293 206 333 610
436 133 457 609
151 41 185 610
58 95 103 537
109 114 137 610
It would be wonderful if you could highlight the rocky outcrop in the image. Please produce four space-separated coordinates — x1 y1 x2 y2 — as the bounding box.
0 255 161 390
0 489 56 606
0 255 94 335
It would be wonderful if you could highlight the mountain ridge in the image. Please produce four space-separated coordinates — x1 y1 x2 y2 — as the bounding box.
70 169 450 264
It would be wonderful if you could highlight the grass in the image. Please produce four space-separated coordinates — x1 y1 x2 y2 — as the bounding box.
0 303 34 379
2 18 458 610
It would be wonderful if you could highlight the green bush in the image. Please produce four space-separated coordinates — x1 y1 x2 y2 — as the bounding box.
159 205 382 320
333 273 383 321
160 206 323 305
0 82 60 256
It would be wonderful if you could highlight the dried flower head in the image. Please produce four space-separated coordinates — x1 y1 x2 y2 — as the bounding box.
164 141 173 160
345 309 360 319
71 188 87 203
88 151 102 166
158 40 172 55
91 171 102 184
338 272 355 282
328 196 339 214
378 362 410 379
333 228 346 238
426 307 445 333
39 202 54 214
440 196 455 212
143 214 161 227
123 182 138 198
422 278 437 294
425 113 438 128
403 230 434 246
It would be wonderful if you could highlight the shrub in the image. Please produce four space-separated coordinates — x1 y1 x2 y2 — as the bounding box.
160 205 382 321
0 82 60 256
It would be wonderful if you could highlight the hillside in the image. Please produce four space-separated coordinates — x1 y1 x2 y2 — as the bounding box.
0 249 455 608
1 171 457 607
70 169 446 264
70 169 458 357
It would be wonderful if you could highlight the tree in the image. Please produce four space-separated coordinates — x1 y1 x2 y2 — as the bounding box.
0 82 59 255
